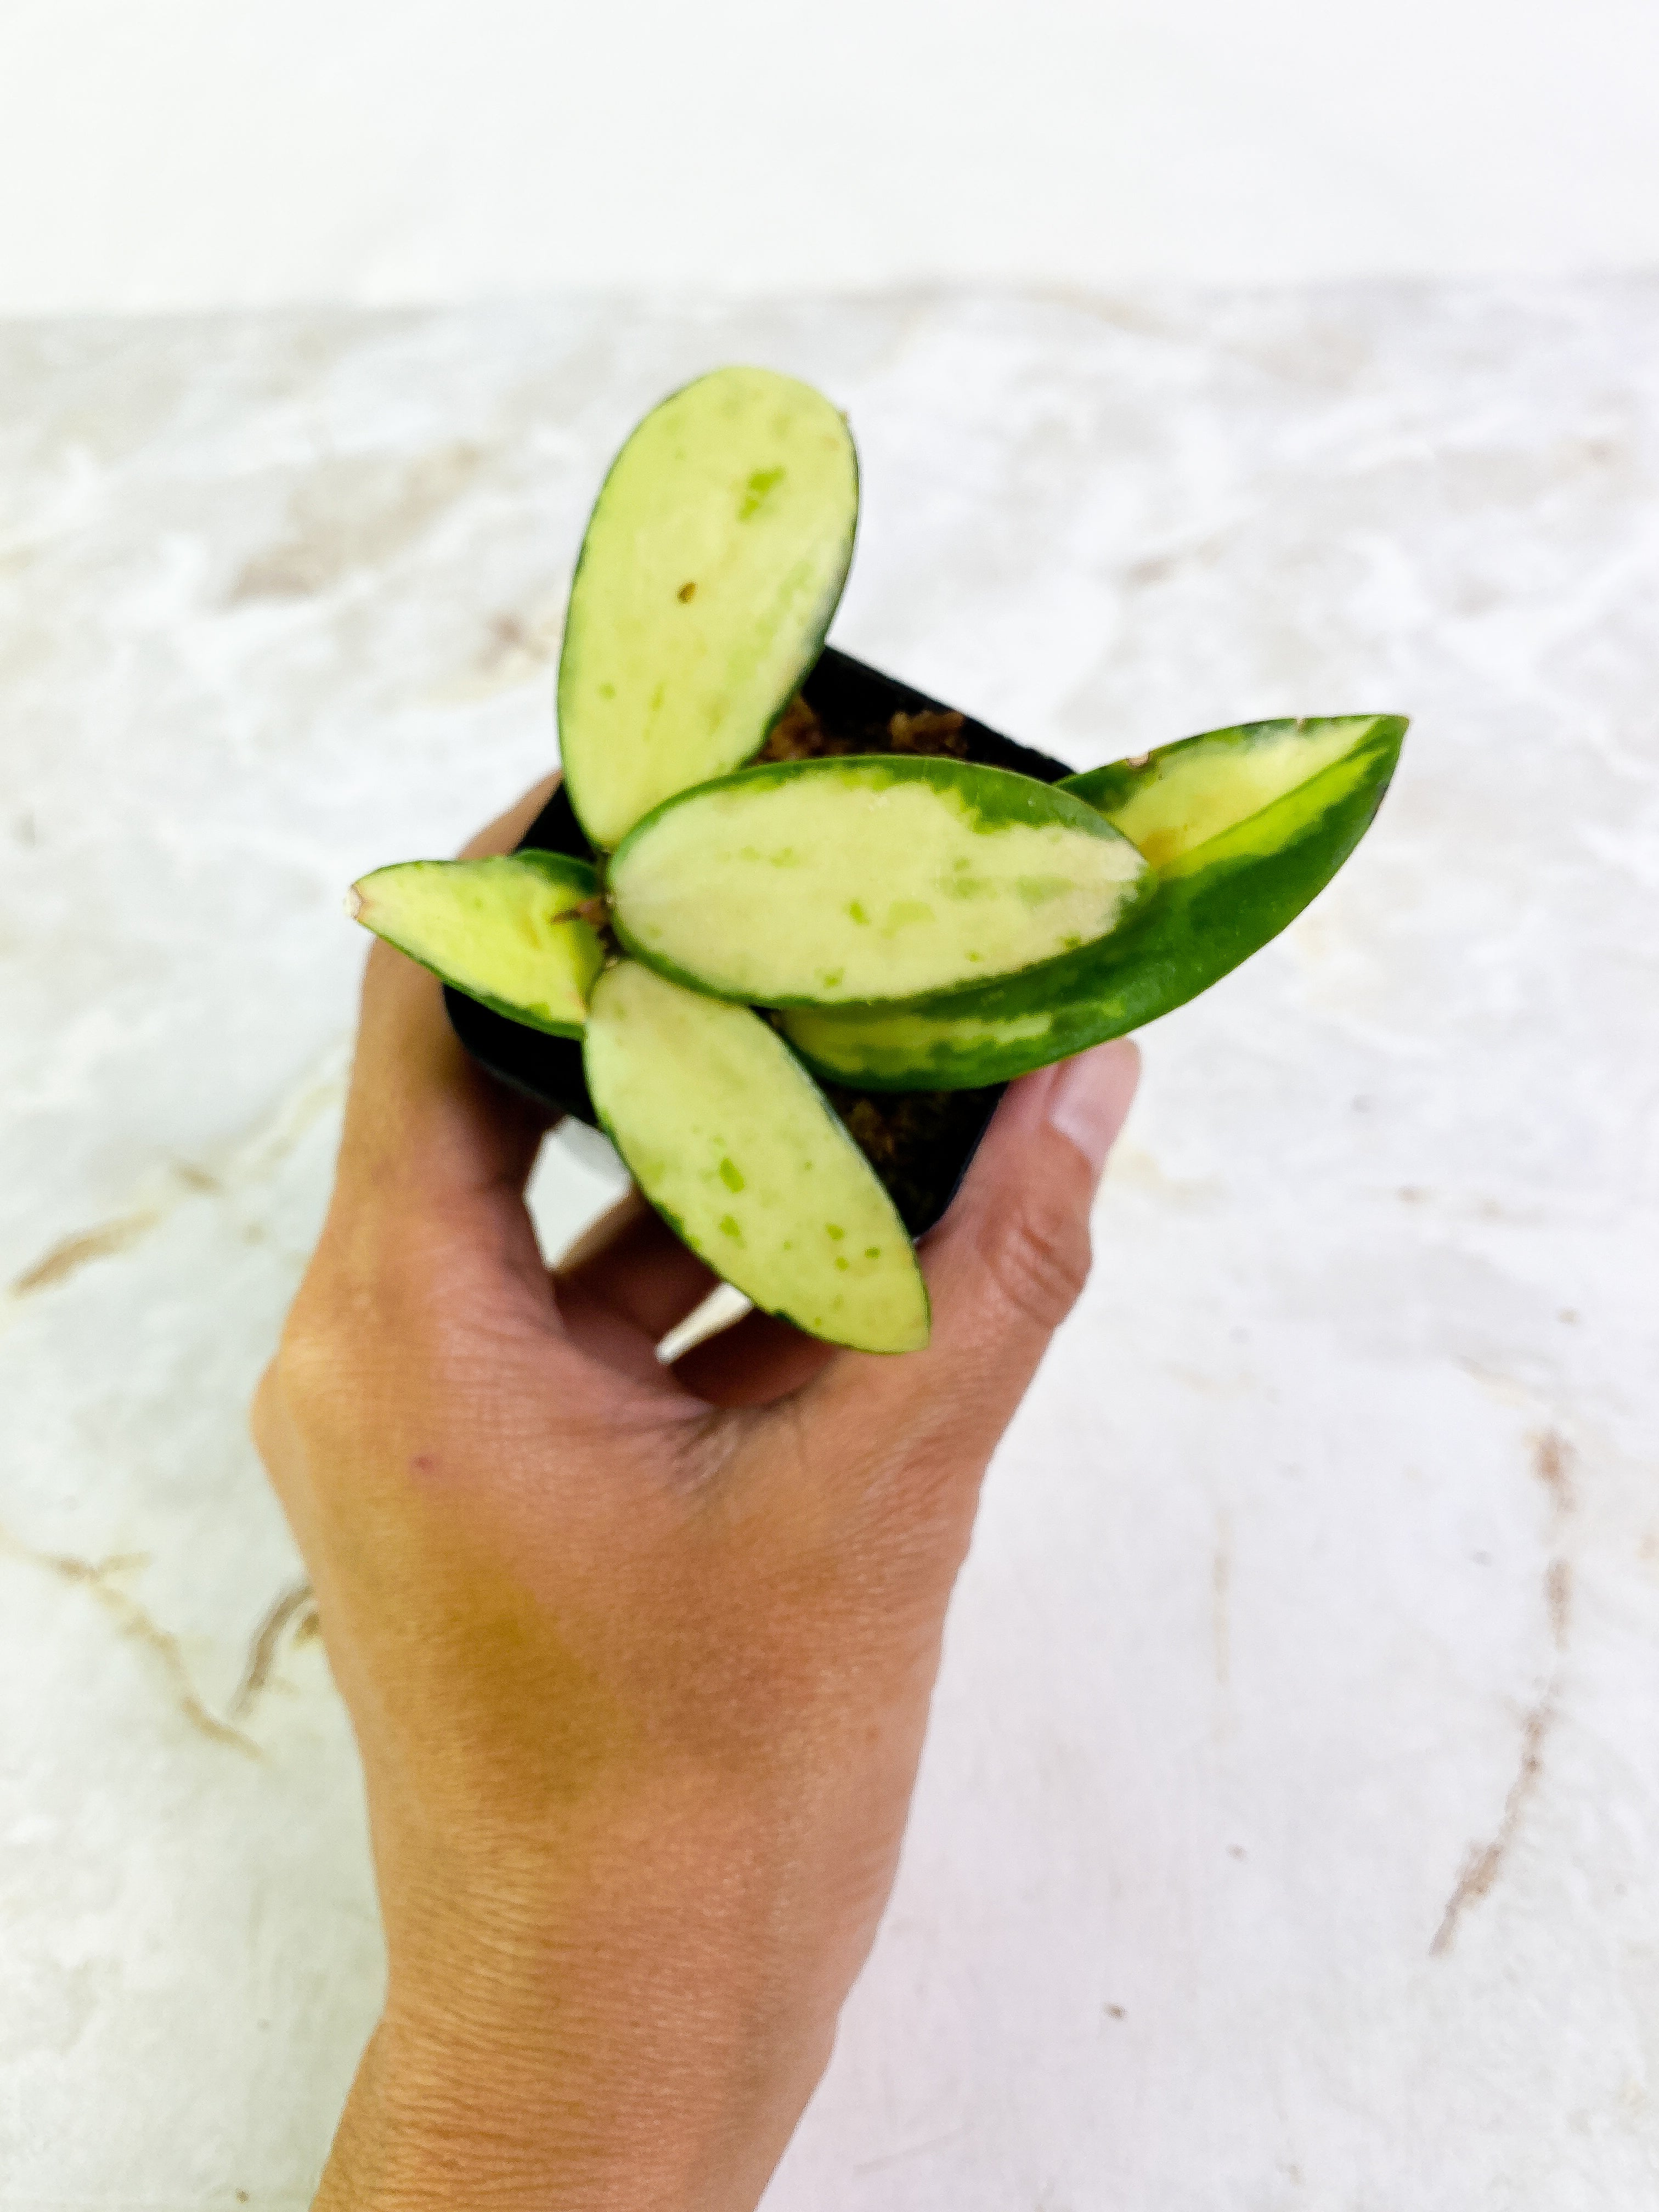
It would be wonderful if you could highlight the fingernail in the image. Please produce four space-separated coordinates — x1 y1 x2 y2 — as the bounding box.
1046 1040 1141 1180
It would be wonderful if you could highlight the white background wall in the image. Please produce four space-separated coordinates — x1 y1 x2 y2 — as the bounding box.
3 0 1657 315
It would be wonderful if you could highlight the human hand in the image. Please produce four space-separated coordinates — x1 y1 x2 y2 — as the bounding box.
253 777 1139 2211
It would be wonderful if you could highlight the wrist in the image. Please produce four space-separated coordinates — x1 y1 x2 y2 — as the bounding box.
315 1816 842 2211
316 1992 826 2212
314 2022 706 2212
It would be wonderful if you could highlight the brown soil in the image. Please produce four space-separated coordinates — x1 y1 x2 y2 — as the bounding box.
826 1085 1008 1235
758 693 972 765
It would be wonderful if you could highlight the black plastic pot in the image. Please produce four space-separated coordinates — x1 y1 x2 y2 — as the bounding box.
445 647 1071 1235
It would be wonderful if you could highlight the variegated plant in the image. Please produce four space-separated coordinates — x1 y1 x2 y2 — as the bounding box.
351 368 1406 1352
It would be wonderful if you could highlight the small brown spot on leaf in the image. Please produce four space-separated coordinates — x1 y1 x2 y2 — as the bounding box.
678 580 697 602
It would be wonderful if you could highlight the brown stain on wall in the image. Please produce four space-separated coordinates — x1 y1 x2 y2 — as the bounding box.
1532 1427 1576 1517
229 442 485 601
1545 1558 1573 1651
9 1062 342 1305
1 1526 259 1757
1431 1428 1578 1956
228 1580 319 1720
12 1210 161 1294
1430 1699 1553 1956
5 1526 329 1753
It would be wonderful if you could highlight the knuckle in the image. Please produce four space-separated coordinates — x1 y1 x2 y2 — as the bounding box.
979 1188 1093 1334
268 1293 357 1441
268 1240 397 1436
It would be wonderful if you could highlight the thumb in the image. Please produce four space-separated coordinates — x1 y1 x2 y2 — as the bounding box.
800 1038 1141 1471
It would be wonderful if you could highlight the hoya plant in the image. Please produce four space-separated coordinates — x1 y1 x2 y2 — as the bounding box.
350 367 1406 1355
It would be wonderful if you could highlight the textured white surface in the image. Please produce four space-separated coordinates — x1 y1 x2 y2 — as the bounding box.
5 0 1659 312
2 285 1656 2207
